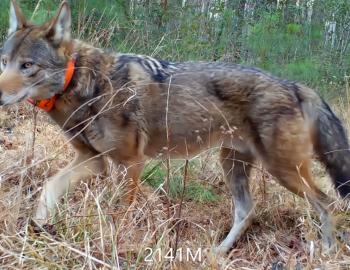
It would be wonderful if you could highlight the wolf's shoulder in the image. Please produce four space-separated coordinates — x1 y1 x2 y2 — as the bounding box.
114 53 179 82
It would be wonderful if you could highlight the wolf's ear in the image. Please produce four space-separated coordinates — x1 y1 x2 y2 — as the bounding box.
46 1 71 45
8 0 27 36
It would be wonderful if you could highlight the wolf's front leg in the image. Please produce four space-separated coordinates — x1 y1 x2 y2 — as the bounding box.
112 159 144 207
34 150 105 224
215 148 255 254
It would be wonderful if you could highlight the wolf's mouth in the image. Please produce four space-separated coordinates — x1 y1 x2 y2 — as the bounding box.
17 94 28 103
2 91 28 105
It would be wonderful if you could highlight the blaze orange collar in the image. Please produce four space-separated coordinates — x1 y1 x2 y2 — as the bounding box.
27 58 76 112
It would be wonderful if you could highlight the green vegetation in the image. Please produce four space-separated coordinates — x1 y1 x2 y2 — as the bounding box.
0 0 349 97
142 161 218 203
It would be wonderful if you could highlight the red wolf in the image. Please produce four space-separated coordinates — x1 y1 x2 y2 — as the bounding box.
0 0 349 254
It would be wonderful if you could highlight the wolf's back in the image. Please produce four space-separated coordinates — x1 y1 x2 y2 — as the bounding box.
300 86 350 198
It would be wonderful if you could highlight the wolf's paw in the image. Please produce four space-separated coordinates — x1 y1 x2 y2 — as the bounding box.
34 204 50 224
321 236 336 255
29 219 57 237
213 244 230 255
337 230 350 246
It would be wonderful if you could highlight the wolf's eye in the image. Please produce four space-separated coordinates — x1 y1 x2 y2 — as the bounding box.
22 62 33 69
1 58 7 66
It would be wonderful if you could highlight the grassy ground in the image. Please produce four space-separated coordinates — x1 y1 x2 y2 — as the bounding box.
0 99 350 269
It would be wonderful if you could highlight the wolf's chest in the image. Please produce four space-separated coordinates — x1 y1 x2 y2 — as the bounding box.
63 116 113 152
63 113 140 161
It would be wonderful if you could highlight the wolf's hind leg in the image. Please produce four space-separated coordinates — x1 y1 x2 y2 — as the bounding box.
215 148 255 254
268 159 335 252
34 148 105 224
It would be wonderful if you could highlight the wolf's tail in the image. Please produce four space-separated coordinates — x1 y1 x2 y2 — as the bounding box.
300 87 350 198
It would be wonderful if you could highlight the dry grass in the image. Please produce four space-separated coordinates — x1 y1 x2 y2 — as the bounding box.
1 101 350 270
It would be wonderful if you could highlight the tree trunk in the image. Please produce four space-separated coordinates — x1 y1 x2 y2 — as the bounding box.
158 0 168 28
121 0 131 22
233 0 246 61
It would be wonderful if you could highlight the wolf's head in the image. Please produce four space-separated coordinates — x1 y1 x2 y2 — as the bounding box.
0 0 73 105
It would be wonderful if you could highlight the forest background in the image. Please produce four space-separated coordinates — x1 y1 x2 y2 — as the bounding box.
0 0 349 98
